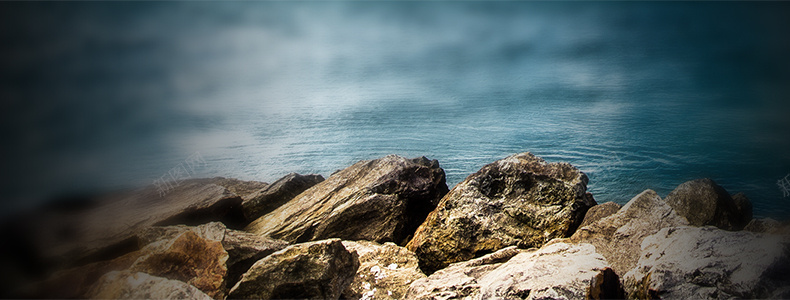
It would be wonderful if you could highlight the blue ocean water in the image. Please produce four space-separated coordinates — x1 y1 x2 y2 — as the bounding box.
2 2 790 218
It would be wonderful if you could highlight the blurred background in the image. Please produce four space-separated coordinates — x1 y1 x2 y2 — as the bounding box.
2 1 790 219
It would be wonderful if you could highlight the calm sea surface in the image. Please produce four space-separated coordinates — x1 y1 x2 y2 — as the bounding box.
2 2 790 218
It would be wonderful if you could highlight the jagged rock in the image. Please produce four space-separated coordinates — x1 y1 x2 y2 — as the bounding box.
404 246 522 300
245 155 447 245
228 239 359 300
664 178 752 230
405 152 596 273
190 177 269 200
341 241 426 300
623 226 790 299
242 173 324 222
129 231 228 299
579 201 621 228
405 243 623 299
555 189 688 275
17 182 243 271
85 271 212 300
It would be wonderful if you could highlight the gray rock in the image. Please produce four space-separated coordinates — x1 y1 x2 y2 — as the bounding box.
405 243 623 300
623 226 790 299
555 189 689 275
579 201 621 228
85 271 212 300
228 239 359 300
242 173 324 222
341 240 426 300
245 155 447 246
664 178 752 230
189 177 269 201
406 152 596 274
745 218 790 235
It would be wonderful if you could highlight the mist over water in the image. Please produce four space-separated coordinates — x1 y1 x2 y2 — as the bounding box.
2 2 790 218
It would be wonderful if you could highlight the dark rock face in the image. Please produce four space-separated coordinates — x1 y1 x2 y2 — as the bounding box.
241 173 324 222
406 152 596 274
341 241 426 300
579 201 621 228
664 178 752 230
85 271 212 300
405 243 623 299
623 226 790 299
245 155 448 245
227 239 359 300
556 189 688 275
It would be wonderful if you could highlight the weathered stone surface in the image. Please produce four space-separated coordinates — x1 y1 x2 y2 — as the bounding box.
341 240 426 300
17 182 243 270
406 152 596 273
246 155 448 245
405 243 623 300
242 173 324 222
228 239 359 300
623 226 790 299
664 178 752 230
86 271 212 300
129 230 228 299
745 218 790 235
404 246 522 300
555 189 688 275
190 177 269 200
579 201 621 228
222 229 289 287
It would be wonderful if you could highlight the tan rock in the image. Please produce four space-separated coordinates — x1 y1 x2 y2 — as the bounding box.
341 241 426 300
86 271 212 300
242 173 324 222
406 152 595 273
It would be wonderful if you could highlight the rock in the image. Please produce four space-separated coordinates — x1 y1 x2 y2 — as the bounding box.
129 230 228 299
190 177 269 200
405 243 623 299
341 241 426 300
18 182 244 270
556 189 688 275
579 201 621 228
228 239 359 300
664 178 752 230
745 218 790 234
85 271 212 300
404 246 522 300
623 226 790 299
245 155 448 245
405 152 596 273
242 173 324 222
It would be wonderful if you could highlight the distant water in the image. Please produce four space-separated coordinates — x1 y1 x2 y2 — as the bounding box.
2 2 790 219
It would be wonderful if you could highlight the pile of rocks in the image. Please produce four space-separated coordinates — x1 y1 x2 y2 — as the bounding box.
1 152 788 299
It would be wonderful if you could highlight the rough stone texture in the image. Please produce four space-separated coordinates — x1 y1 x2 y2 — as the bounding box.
745 218 790 235
242 173 325 222
579 201 621 228
189 177 269 200
228 239 359 300
341 240 426 300
85 271 212 300
246 155 448 245
17 182 243 271
405 243 623 300
664 178 752 230
623 226 790 299
129 231 228 299
406 152 596 273
554 189 689 275
404 246 523 300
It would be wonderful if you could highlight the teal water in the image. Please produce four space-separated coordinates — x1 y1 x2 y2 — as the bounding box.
2 2 790 218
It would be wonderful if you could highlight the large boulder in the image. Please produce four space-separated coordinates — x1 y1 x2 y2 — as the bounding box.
245 155 448 245
405 243 623 299
664 178 752 230
556 189 688 275
85 271 212 300
406 152 596 273
341 241 426 300
579 201 621 228
242 173 324 222
228 239 359 300
623 226 790 299
128 231 228 299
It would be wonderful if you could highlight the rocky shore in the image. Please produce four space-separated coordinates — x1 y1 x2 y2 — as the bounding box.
1 152 789 299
